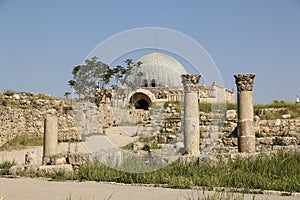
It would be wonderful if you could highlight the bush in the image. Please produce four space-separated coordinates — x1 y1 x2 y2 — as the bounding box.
0 160 16 175
0 99 7 106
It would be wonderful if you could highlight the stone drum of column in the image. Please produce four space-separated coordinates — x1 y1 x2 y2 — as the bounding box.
43 115 58 157
234 74 256 153
181 74 200 155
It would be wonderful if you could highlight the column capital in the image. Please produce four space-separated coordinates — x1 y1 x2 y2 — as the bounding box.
181 74 201 91
234 74 255 91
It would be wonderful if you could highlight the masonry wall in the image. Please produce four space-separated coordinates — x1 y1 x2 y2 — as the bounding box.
0 92 299 152
199 110 300 153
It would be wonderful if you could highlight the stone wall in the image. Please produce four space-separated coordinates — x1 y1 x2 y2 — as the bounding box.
0 91 120 147
0 91 299 153
203 110 300 153
124 104 300 153
0 92 80 146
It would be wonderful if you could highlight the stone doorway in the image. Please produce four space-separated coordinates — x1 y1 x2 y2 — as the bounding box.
130 92 152 110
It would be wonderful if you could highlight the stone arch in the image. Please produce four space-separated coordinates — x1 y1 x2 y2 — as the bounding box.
129 89 156 110
130 93 151 110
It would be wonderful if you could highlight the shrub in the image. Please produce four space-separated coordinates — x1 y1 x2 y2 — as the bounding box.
0 160 17 175
255 131 264 138
0 99 7 106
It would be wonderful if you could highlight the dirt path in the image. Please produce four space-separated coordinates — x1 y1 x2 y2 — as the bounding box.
0 177 298 200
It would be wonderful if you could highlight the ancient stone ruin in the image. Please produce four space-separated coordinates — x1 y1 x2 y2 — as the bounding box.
234 74 256 153
181 74 201 156
1 53 299 173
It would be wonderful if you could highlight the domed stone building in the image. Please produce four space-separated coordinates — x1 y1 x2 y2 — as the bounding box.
132 52 187 88
112 52 234 111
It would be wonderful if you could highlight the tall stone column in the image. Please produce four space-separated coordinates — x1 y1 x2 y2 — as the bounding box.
234 74 256 153
181 74 200 156
43 115 58 164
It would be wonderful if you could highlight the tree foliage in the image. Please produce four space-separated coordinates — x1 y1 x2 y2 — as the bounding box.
68 56 142 105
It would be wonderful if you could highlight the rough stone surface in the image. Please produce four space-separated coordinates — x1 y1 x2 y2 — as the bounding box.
182 74 200 155
25 151 41 165
234 73 256 153
43 115 58 157
37 164 73 174
1 91 300 158
234 74 255 91
226 110 237 121
0 92 117 147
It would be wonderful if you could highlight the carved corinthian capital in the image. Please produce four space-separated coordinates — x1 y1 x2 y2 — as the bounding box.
181 74 201 91
234 74 255 91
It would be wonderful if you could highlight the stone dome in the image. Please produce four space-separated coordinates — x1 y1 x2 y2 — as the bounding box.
130 52 187 87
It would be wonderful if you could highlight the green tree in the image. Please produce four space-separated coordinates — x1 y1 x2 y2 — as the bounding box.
64 92 71 99
68 57 142 106
68 57 111 97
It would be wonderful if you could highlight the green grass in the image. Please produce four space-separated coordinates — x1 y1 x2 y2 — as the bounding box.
18 151 300 193
0 160 16 175
197 101 300 119
199 103 237 113
254 101 300 119
63 191 248 200
0 135 43 151
183 190 249 200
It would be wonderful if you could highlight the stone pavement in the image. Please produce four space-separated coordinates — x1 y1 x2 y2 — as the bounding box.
0 177 299 200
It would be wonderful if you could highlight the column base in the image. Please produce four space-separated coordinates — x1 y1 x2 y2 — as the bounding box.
42 155 51 165
238 136 256 153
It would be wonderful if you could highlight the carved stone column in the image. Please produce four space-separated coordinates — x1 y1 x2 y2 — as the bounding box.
181 74 200 155
43 115 58 164
234 74 256 153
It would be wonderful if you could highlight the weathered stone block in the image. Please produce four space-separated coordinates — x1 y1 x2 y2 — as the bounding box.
282 114 291 119
238 136 256 153
9 165 25 175
67 154 92 165
281 137 297 146
52 156 67 165
257 137 273 145
232 138 238 146
271 126 280 133
200 131 209 138
261 126 270 133
25 151 41 165
294 120 300 126
38 164 73 174
226 110 237 121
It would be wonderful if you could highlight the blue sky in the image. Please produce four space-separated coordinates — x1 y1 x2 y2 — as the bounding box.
0 0 299 103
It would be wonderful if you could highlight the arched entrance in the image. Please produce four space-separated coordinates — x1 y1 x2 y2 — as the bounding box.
130 92 152 110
